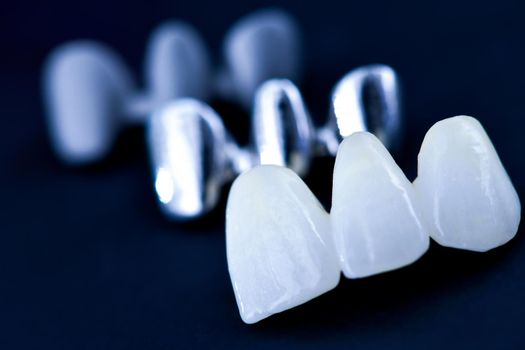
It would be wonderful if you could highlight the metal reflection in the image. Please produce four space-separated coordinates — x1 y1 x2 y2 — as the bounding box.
148 99 229 220
324 64 402 155
144 65 403 220
251 79 314 176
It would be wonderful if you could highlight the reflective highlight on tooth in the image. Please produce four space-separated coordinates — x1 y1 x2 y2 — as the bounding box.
226 165 340 324
331 132 429 278
414 116 521 252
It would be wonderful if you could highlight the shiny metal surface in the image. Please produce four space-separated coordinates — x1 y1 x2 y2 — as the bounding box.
324 64 402 155
43 9 407 221
223 133 255 179
148 99 229 220
148 66 403 220
251 79 314 176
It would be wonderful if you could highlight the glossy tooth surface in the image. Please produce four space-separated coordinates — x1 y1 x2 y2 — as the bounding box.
145 21 211 103
223 9 300 107
331 132 429 278
43 41 133 164
226 165 340 324
414 115 521 252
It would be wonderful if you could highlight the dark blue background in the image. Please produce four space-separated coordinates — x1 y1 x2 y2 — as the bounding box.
1 0 524 348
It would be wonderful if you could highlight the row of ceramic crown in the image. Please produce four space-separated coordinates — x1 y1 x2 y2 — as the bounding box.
226 115 522 324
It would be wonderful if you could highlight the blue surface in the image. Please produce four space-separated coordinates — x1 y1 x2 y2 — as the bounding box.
1 0 524 348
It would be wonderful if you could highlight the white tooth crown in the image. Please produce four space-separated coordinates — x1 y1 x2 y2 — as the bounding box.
226 165 340 324
414 115 521 252
331 132 429 278
226 116 520 324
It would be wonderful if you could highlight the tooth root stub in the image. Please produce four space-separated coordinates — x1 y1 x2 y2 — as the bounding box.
414 115 521 252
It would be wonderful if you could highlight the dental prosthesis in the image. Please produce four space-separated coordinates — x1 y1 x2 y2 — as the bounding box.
43 8 401 220
226 115 521 324
43 9 300 166
42 8 521 325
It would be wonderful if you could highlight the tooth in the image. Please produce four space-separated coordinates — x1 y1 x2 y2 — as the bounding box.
413 116 521 252
145 21 211 103
331 132 429 278
223 9 301 107
226 165 340 324
43 41 133 164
